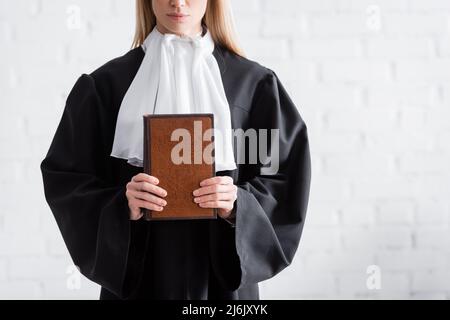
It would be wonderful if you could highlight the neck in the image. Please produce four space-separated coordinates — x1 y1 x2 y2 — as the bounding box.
155 23 203 38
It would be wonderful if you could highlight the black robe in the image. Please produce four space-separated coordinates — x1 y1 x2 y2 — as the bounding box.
40 44 311 300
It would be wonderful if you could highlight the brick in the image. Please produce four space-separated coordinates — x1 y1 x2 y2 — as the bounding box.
411 292 448 299
305 201 340 226
261 15 307 37
415 227 450 248
415 201 449 225
378 250 448 271
40 0 113 18
0 233 45 256
396 60 450 82
8 256 72 280
367 38 433 58
244 39 290 60
423 107 450 131
399 107 427 131
436 132 450 152
324 153 393 176
311 132 362 153
3 209 40 233
0 160 27 183
293 39 361 58
443 84 450 104
321 61 391 83
342 227 413 250
268 60 317 85
41 279 100 299
265 0 337 13
297 85 360 109
384 14 449 36
309 176 351 202
378 273 411 295
0 260 6 281
305 251 376 272
439 38 450 57
0 20 14 43
341 202 376 226
0 182 46 214
300 227 342 251
231 0 261 14
366 84 436 108
377 201 414 225
358 227 407 249
0 281 42 299
0 66 18 90
262 271 336 298
311 154 324 175
338 0 408 12
365 132 433 153
351 177 417 199
46 239 69 257
412 176 450 199
0 1 41 18
412 271 450 292
325 108 398 132
311 14 376 36
233 16 261 36
410 0 450 11
399 153 449 174
0 110 26 139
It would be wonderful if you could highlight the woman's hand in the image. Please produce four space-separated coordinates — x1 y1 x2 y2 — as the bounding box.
126 173 168 220
192 176 237 219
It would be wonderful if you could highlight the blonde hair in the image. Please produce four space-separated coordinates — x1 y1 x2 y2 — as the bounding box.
132 0 245 57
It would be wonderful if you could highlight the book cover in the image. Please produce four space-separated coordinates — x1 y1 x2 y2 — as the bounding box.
143 113 218 220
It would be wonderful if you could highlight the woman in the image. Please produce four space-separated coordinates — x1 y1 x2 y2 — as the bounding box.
40 0 311 300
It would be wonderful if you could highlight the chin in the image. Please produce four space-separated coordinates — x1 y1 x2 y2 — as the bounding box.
167 27 186 35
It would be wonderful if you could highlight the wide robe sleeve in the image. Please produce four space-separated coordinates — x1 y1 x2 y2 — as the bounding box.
40 74 146 299
210 70 311 292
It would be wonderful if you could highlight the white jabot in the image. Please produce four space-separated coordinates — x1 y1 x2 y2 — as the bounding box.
110 26 237 172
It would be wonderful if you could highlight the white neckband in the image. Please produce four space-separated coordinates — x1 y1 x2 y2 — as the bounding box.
110 26 237 172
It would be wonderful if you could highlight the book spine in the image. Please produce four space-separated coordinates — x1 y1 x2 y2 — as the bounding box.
143 115 152 221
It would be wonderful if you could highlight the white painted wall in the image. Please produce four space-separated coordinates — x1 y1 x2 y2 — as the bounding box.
0 0 449 299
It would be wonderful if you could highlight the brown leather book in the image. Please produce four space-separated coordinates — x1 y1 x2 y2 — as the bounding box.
142 113 217 220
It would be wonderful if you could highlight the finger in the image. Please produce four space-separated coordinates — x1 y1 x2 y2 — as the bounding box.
128 203 144 220
193 184 234 196
129 189 167 206
130 175 160 192
200 176 233 186
135 199 164 212
140 181 168 198
198 200 232 210
129 201 142 220
127 181 142 192
133 173 159 185
130 209 143 220
194 192 235 204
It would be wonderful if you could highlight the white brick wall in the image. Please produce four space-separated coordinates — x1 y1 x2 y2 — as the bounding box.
0 0 449 299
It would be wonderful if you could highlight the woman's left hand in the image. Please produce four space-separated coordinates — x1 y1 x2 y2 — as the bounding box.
193 176 237 219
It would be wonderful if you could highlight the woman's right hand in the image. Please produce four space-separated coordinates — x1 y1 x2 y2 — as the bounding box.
126 173 168 220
